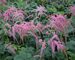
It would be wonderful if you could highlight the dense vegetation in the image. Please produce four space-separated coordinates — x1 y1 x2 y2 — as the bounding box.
0 0 75 60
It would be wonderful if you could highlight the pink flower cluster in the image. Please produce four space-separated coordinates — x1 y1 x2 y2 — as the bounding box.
13 9 24 20
11 22 35 40
70 5 75 16
3 6 17 21
48 33 65 54
35 5 47 16
0 0 6 4
50 14 69 32
3 6 24 21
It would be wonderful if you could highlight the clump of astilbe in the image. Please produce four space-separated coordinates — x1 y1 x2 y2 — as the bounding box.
9 21 42 49
49 14 69 33
3 6 17 21
48 32 66 55
35 5 47 16
69 5 75 16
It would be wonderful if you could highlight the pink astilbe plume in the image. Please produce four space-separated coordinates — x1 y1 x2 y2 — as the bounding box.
50 14 69 32
13 9 24 21
3 6 24 21
3 6 17 21
48 33 65 54
11 21 35 40
0 0 6 4
50 40 65 54
69 5 75 16
35 5 47 16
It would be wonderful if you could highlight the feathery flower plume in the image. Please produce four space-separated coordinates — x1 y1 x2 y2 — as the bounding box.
13 9 24 21
50 14 69 32
3 6 24 21
3 6 17 21
48 33 65 54
0 0 6 5
69 5 75 16
11 22 35 40
35 5 47 16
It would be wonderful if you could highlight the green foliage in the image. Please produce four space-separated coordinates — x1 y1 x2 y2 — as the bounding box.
14 47 36 60
44 47 52 60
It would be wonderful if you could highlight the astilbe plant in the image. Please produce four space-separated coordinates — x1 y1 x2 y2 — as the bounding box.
6 21 41 49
